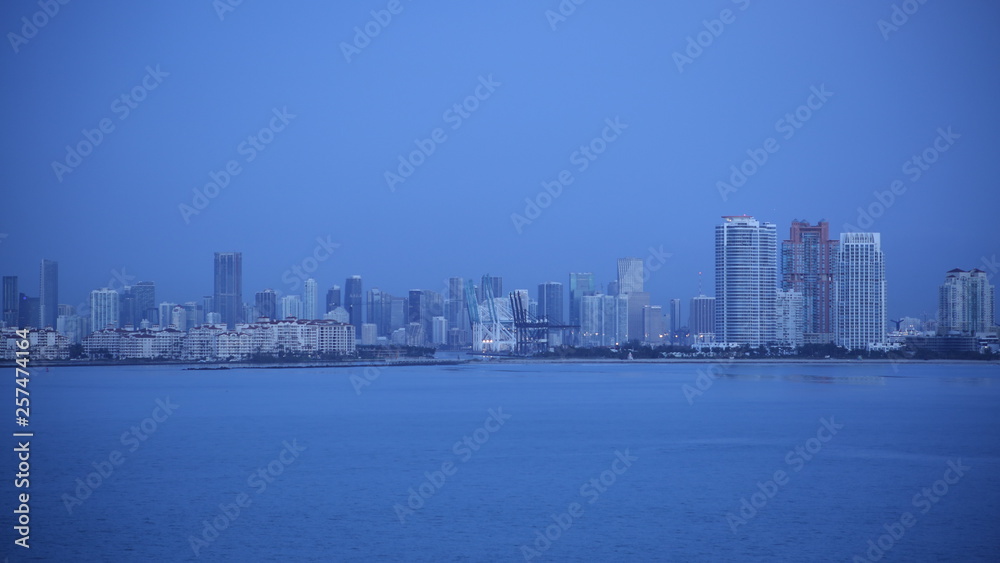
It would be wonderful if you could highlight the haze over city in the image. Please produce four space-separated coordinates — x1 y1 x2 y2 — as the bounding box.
1 2 998 322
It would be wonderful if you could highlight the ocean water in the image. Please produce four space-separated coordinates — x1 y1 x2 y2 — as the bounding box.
5 361 1000 562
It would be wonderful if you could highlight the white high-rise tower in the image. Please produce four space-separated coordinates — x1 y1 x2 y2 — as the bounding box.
835 232 886 350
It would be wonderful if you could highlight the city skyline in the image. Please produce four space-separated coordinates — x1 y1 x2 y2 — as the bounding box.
1 3 997 326
1 215 995 332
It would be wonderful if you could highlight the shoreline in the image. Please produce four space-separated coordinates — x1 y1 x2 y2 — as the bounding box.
14 357 999 369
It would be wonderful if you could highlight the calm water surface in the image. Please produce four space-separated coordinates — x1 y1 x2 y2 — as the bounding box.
6 361 1000 562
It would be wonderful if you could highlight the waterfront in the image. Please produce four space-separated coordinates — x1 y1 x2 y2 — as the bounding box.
8 362 1000 561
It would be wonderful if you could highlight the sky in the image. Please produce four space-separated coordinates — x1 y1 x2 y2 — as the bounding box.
1 0 998 322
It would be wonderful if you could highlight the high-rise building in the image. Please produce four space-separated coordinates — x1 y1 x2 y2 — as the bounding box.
537 282 564 324
255 289 277 320
617 257 644 294
580 293 628 347
408 289 443 337
781 220 838 344
643 305 665 344
835 232 886 350
326 285 341 313
90 288 120 330
689 295 716 339
133 281 157 326
481 275 503 301
775 289 805 348
281 295 304 320
39 259 58 329
938 268 995 335
303 278 318 320
669 299 682 334
625 291 649 343
18 294 39 328
2 276 18 327
159 302 177 327
432 316 448 345
345 276 363 330
568 273 594 328
367 288 387 336
447 277 466 334
389 296 407 333
715 215 777 347
214 252 243 328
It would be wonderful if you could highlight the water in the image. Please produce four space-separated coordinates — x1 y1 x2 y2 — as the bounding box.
6 361 1000 562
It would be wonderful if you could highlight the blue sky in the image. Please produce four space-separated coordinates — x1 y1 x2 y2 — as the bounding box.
1 0 997 321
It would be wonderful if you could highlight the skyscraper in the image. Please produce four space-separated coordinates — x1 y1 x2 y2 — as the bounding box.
133 281 157 326
281 295 303 319
617 257 644 294
326 285 341 313
568 272 594 328
715 215 777 347
214 252 243 328
781 220 838 344
447 277 466 334
303 278 318 320
689 295 716 338
481 274 502 301
90 288 120 330
367 288 387 336
835 232 886 350
938 268 995 335
255 289 278 320
580 293 628 347
669 298 682 334
39 259 58 329
2 276 18 327
537 282 564 324
775 289 805 348
345 276 363 332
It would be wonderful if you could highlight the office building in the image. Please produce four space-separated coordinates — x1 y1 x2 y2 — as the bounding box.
281 295 304 320
133 281 157 325
689 295 716 340
643 305 665 344
781 220 838 344
345 276 363 330
213 252 243 328
835 232 886 350
669 298 682 334
715 215 777 347
580 293 628 347
326 285 341 313
255 289 278 320
617 257 644 294
481 274 503 301
39 259 58 329
537 282 564 324
2 276 18 327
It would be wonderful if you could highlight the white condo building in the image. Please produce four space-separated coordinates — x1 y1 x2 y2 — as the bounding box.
303 278 318 320
938 268 995 335
715 216 777 347
835 232 886 350
90 288 120 331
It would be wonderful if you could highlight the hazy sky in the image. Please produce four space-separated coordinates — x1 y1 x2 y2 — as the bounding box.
2 0 997 321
